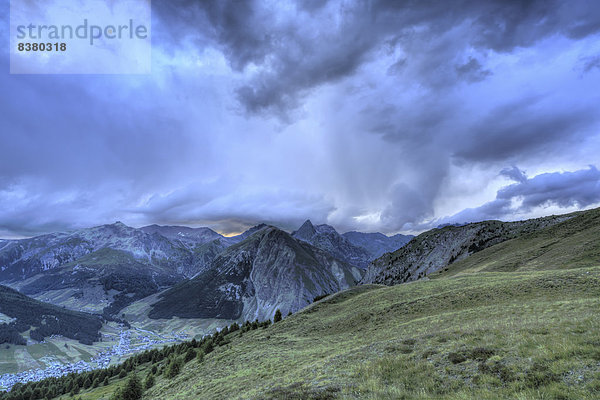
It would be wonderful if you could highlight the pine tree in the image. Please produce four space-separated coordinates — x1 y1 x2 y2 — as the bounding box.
201 339 213 355
121 373 143 400
165 357 182 378
184 348 196 363
83 376 92 389
274 309 282 323
144 373 155 389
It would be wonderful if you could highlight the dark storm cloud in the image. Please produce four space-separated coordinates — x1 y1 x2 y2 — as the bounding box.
454 97 599 163
441 166 600 224
153 0 600 117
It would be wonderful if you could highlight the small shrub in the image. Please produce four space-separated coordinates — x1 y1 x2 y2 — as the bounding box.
478 357 515 383
469 347 495 361
421 349 438 359
525 361 559 388
448 352 467 364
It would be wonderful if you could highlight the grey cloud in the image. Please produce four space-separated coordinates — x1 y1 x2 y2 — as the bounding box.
498 166 600 211
455 57 492 83
0 74 193 187
454 97 599 163
127 178 335 235
381 183 435 230
154 0 600 118
441 166 600 224
500 166 527 183
581 55 600 73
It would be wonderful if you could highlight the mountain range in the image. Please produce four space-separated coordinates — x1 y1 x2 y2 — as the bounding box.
0 220 410 324
292 219 413 268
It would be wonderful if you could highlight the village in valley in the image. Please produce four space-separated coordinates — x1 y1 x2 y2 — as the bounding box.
0 326 190 391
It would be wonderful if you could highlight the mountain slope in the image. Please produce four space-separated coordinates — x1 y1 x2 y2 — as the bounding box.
0 285 102 345
149 226 363 321
16 247 181 318
435 206 600 278
7 208 600 399
361 211 580 285
292 220 372 269
142 265 600 399
140 224 244 276
0 222 192 316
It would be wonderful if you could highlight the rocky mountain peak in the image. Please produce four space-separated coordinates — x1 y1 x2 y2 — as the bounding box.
293 219 317 240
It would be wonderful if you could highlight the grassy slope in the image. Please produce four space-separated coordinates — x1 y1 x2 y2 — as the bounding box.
435 207 600 278
115 266 599 400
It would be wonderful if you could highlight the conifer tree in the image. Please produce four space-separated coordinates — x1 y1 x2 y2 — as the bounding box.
165 357 182 378
144 373 155 389
184 348 196 363
121 373 143 400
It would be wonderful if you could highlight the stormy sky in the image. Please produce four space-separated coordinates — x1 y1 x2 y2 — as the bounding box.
1 0 600 238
